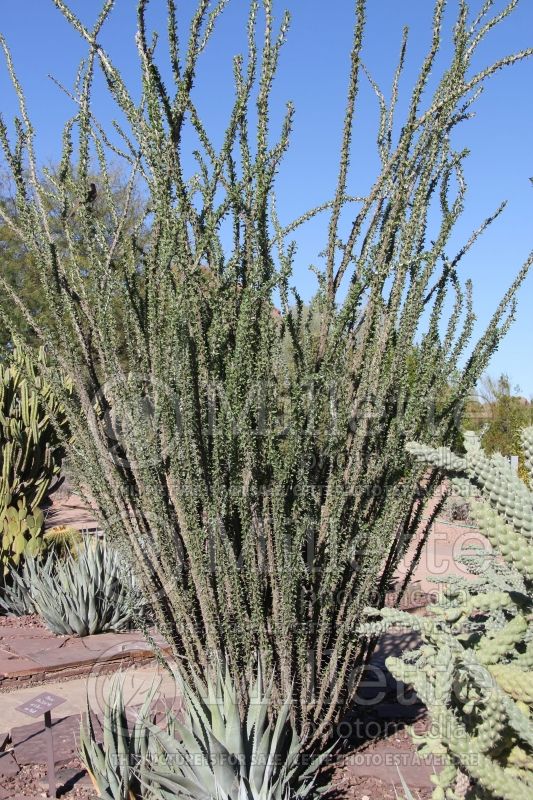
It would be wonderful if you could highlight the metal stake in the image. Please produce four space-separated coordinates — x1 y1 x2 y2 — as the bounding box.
44 710 57 799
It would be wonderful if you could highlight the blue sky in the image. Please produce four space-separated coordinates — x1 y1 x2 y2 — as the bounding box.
1 1 532 394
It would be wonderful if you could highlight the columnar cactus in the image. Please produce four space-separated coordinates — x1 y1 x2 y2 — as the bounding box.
362 429 533 800
0 345 70 571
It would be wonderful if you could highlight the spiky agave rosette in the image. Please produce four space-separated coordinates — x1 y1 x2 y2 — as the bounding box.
80 661 331 800
144 660 331 799
0 555 47 616
79 677 160 800
28 539 145 636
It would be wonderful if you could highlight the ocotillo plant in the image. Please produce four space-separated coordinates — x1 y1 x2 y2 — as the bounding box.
364 429 533 800
0 1 531 747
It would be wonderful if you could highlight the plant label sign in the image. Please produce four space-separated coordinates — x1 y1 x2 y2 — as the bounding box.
15 692 66 718
16 692 66 798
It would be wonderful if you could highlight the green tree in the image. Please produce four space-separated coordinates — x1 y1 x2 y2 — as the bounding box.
0 179 47 349
480 375 532 456
0 0 532 755
464 374 533 481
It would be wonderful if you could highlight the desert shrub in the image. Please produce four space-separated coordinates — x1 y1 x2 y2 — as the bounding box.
0 0 531 752
0 166 148 350
364 428 533 800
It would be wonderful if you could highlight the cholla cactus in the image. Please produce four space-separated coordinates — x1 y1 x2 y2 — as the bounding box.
362 429 533 800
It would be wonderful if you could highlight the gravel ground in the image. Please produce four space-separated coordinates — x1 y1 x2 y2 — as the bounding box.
0 757 97 799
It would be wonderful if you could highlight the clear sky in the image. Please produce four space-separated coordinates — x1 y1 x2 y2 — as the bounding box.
1 1 532 395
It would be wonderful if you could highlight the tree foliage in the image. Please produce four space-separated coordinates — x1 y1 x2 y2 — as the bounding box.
0 0 531 749
465 374 533 454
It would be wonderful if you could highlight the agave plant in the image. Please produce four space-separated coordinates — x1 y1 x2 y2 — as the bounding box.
145 660 329 800
0 556 50 616
79 678 160 800
79 661 329 800
394 768 425 800
30 539 144 635
0 576 32 616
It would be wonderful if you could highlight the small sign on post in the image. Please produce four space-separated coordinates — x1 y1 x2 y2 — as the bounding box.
16 692 66 799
